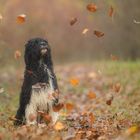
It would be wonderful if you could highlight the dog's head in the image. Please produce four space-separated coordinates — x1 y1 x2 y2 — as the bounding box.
25 38 51 66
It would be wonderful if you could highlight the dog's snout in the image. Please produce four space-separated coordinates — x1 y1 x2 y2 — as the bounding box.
41 48 47 55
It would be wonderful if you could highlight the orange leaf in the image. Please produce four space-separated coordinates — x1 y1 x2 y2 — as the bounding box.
54 121 65 131
14 50 21 59
65 103 74 111
125 126 138 136
87 3 97 12
94 30 104 37
109 6 114 17
53 103 64 112
87 91 96 99
70 17 77 26
16 14 26 24
70 78 79 86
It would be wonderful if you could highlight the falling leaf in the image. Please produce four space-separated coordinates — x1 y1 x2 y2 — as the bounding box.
54 121 65 131
0 88 4 94
0 14 3 21
16 14 26 24
109 6 114 17
82 28 89 35
70 17 77 26
110 54 118 61
29 114 36 122
89 112 95 124
87 91 96 99
53 103 64 112
94 30 104 37
65 103 74 111
113 83 121 93
70 78 79 86
87 3 97 13
14 50 21 59
133 19 140 24
125 126 138 135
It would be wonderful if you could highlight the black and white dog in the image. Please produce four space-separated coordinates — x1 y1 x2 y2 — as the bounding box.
14 38 59 126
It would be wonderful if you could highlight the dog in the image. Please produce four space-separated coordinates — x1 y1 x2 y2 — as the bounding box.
14 38 59 126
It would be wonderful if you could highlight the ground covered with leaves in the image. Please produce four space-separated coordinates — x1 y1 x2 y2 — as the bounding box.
0 61 140 140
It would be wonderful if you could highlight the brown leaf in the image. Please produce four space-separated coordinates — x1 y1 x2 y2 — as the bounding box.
106 94 113 105
16 14 26 24
87 3 97 13
89 112 95 124
70 17 77 26
94 30 104 37
53 103 64 112
109 6 114 17
65 103 74 111
113 83 121 93
54 121 65 131
43 114 52 123
14 50 21 59
87 91 96 99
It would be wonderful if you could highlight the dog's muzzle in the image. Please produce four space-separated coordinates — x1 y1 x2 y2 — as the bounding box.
41 49 47 55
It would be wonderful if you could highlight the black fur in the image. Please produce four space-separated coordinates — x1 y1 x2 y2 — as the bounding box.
14 38 58 126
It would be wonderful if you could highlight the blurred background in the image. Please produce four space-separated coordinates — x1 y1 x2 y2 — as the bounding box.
0 0 140 65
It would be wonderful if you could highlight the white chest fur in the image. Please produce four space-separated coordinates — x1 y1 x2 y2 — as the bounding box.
25 85 59 125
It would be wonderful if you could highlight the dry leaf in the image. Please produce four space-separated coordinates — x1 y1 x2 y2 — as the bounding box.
17 14 26 24
70 78 79 86
43 114 52 123
0 14 3 21
82 28 89 35
113 83 121 93
109 6 114 17
106 94 113 105
54 121 65 131
65 103 74 111
87 3 97 12
87 91 96 99
89 112 95 124
94 30 104 37
70 17 77 26
125 126 138 135
14 50 21 59
53 103 64 112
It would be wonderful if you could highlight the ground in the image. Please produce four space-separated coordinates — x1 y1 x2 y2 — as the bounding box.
0 61 140 140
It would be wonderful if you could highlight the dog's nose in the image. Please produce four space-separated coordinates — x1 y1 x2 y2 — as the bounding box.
41 49 47 55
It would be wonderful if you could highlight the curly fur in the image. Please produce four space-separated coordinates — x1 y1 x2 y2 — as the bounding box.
14 38 59 126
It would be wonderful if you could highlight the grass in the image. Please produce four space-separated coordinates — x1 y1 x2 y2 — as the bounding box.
0 60 140 139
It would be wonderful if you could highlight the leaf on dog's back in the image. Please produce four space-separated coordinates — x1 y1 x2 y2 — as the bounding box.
53 103 64 112
16 14 26 24
14 50 21 59
65 103 74 111
54 121 65 131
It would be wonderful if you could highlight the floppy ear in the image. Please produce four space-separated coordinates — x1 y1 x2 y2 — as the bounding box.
45 44 53 67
